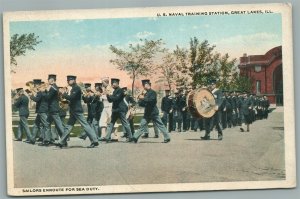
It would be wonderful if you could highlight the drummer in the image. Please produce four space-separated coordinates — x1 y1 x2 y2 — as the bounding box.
201 79 224 141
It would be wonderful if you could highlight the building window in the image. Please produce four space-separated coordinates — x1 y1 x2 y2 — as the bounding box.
255 65 262 72
256 80 261 94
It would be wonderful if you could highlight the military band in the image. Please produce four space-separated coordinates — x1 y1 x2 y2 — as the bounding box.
12 74 272 148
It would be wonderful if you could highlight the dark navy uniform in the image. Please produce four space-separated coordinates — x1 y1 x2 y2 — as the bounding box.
105 79 133 141
123 92 136 137
133 79 170 143
239 94 253 132
46 81 66 139
262 96 270 119
172 93 184 132
14 90 34 143
58 76 98 148
91 95 103 137
30 90 51 144
161 91 173 133
202 82 224 140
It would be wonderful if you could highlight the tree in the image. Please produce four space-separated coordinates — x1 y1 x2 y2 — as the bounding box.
109 39 164 97
218 53 238 90
189 38 220 87
10 33 42 73
173 46 193 89
155 50 177 90
232 75 252 92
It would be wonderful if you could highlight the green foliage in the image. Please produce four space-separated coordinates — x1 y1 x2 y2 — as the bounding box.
10 33 42 72
232 76 252 92
218 53 238 90
189 39 220 87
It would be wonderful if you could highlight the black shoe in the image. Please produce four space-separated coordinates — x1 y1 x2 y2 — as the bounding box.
240 128 245 132
38 141 50 146
141 134 149 139
78 135 86 140
23 140 35 145
14 139 22 141
163 139 171 143
55 142 67 148
154 135 159 138
218 135 223 140
36 138 43 142
29 140 35 145
132 137 138 143
111 139 119 142
98 137 107 142
201 136 210 140
106 139 112 143
87 142 99 148
121 134 128 138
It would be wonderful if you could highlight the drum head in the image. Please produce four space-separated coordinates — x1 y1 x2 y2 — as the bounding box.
193 88 216 118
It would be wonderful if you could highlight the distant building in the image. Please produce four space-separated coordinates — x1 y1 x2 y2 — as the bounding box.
238 46 283 105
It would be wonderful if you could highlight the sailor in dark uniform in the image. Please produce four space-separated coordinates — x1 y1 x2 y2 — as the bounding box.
221 90 228 129
225 91 233 128
104 78 133 142
262 95 270 119
52 89 67 141
239 91 254 132
249 93 256 124
121 87 136 138
161 89 173 133
201 79 224 140
132 79 171 143
78 83 93 139
89 84 104 138
180 90 189 132
236 91 243 126
28 82 52 146
82 83 93 125
173 90 184 132
29 79 43 142
93 83 104 138
257 96 264 120
13 88 35 144
58 75 99 148
230 91 238 127
45 74 66 140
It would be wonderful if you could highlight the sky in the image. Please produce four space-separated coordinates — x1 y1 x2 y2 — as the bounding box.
10 13 282 89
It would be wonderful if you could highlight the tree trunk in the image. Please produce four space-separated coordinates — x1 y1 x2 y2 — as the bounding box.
168 79 171 90
132 75 135 98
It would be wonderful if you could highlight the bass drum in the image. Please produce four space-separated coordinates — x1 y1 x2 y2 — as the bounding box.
187 88 216 118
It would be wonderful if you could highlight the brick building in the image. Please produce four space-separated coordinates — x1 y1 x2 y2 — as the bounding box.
238 46 283 105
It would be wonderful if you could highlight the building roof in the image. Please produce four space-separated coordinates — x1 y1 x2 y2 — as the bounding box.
238 46 282 68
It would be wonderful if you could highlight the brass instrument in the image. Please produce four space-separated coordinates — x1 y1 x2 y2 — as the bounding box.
25 81 49 95
102 85 113 95
37 83 49 91
25 81 38 95
77 82 90 96
58 86 70 111
12 89 22 101
136 89 146 100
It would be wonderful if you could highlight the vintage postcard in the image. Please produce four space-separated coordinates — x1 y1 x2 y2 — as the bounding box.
3 3 295 196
